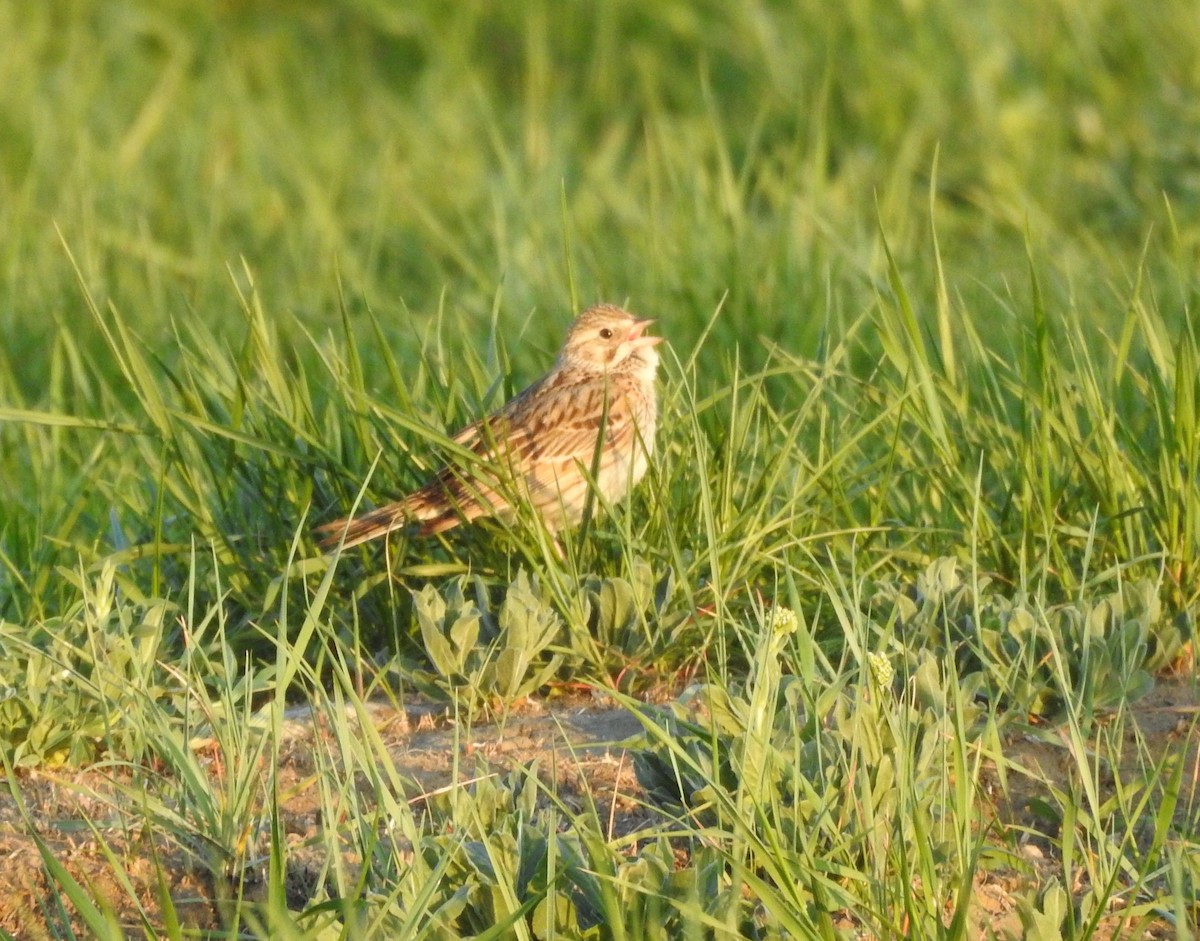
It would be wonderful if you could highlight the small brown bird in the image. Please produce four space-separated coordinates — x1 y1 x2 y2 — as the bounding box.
318 304 663 550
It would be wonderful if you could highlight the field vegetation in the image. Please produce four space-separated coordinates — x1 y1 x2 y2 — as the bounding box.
1 0 1199 937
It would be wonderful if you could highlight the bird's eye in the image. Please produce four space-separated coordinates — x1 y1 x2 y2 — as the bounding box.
599 328 613 339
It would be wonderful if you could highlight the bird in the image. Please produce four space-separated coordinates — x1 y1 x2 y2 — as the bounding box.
318 304 663 550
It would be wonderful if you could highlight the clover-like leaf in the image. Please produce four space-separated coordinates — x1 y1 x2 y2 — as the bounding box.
411 584 457 678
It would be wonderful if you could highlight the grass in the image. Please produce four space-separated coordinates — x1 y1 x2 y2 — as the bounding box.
2 0 1200 936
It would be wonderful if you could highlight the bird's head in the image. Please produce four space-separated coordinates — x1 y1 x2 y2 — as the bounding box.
558 304 663 379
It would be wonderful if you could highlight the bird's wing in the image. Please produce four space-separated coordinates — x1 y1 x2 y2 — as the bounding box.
444 378 621 460
499 380 635 464
427 377 641 523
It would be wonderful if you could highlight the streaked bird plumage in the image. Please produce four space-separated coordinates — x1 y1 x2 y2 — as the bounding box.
318 304 662 550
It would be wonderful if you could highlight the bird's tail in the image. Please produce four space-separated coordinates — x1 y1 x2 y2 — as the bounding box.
317 482 468 550
316 502 413 551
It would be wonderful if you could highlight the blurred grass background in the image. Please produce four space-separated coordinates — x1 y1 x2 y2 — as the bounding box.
6 0 1198 364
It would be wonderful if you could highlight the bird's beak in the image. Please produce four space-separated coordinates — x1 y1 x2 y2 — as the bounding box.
627 317 665 347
